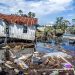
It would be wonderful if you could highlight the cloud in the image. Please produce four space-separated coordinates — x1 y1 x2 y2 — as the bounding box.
0 0 73 14
0 3 9 7
0 0 73 24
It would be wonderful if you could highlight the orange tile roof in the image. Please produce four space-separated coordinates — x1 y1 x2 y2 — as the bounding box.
0 13 38 26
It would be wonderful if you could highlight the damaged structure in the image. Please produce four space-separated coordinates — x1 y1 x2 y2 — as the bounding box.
0 13 38 43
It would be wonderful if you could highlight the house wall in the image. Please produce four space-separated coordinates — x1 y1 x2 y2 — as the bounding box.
0 20 35 40
0 19 6 37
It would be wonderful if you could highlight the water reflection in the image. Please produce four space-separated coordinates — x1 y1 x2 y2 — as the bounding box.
36 41 75 53
61 44 75 51
36 42 58 53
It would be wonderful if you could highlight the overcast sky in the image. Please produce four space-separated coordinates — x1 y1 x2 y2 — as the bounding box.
0 0 75 25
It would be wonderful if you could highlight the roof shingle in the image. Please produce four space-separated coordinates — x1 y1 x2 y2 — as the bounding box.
0 13 38 26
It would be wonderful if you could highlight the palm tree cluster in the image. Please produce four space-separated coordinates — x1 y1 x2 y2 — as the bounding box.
54 17 70 33
17 10 35 18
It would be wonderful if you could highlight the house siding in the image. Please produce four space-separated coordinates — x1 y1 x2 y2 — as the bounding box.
0 20 35 40
0 20 6 37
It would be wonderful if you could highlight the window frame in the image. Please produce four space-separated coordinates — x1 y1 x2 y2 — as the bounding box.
23 25 28 33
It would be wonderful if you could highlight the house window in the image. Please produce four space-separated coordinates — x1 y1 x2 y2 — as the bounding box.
23 26 27 33
6 25 9 34
4 20 9 34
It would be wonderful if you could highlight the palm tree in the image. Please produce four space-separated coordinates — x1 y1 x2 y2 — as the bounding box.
28 12 35 18
54 17 70 44
28 12 32 17
54 17 69 34
18 10 23 16
62 20 70 33
32 13 35 18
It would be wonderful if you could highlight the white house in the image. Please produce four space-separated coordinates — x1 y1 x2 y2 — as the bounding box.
0 13 38 41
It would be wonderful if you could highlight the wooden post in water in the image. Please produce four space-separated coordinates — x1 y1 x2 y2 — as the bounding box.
34 24 39 52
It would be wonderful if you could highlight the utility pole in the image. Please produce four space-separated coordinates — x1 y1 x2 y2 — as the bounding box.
34 25 37 52
4 20 10 61
34 24 39 52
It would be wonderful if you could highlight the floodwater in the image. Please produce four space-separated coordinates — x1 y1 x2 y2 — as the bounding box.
36 42 75 53
61 44 75 51
36 42 58 53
